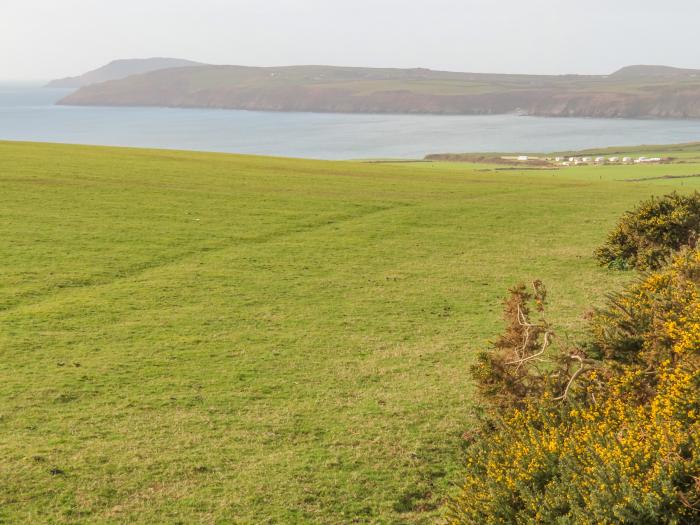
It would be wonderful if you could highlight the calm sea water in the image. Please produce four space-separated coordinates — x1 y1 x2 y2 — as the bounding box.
2 83 700 160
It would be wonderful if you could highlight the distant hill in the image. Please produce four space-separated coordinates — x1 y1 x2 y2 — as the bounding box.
58 63 700 119
46 58 204 88
609 65 700 80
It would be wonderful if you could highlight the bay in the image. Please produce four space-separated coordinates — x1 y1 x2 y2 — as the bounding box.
2 83 700 159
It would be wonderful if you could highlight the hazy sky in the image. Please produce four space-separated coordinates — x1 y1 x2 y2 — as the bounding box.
3 0 699 80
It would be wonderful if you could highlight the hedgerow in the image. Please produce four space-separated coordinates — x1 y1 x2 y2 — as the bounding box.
447 248 700 524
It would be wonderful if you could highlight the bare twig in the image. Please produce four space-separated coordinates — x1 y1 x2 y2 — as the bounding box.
554 355 598 401
505 330 552 367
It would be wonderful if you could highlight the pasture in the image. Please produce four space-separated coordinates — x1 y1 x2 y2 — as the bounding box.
2 141 700 523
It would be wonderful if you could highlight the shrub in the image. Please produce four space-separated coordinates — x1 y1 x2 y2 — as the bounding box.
471 280 603 411
469 280 553 410
589 248 700 371
595 192 700 270
447 249 700 524
447 368 700 525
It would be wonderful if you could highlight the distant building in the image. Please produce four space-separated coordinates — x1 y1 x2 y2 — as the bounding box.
609 157 620 162
622 157 633 163
517 155 529 161
582 157 592 163
595 157 605 163
555 157 563 162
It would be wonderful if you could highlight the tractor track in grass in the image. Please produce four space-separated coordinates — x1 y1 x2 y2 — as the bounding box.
0 203 411 315
622 173 700 182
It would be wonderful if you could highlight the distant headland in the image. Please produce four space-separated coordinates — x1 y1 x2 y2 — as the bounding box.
46 57 204 88
54 61 700 119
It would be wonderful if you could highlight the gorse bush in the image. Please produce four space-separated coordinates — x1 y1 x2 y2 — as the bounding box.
447 249 700 524
469 280 553 410
448 368 700 524
595 191 700 270
589 248 700 370
470 280 602 412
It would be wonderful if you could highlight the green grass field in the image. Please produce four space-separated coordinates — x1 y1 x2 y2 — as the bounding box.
3 141 700 524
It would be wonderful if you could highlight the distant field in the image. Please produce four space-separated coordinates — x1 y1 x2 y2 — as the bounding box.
551 141 700 160
426 141 700 165
2 141 700 523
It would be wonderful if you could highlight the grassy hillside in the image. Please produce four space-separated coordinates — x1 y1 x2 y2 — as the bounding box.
2 141 700 523
58 64 700 118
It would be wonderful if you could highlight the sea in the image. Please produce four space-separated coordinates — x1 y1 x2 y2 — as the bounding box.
2 83 700 160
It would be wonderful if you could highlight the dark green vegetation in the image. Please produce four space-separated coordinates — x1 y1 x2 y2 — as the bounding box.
595 191 700 270
3 141 700 523
449 199 700 524
59 64 700 118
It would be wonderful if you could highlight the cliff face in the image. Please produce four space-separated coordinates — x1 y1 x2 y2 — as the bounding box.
528 90 700 119
57 64 700 119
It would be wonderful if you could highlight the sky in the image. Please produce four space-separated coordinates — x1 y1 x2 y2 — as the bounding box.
3 0 699 80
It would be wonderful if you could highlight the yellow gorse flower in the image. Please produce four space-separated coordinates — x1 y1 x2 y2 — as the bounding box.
448 248 700 525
